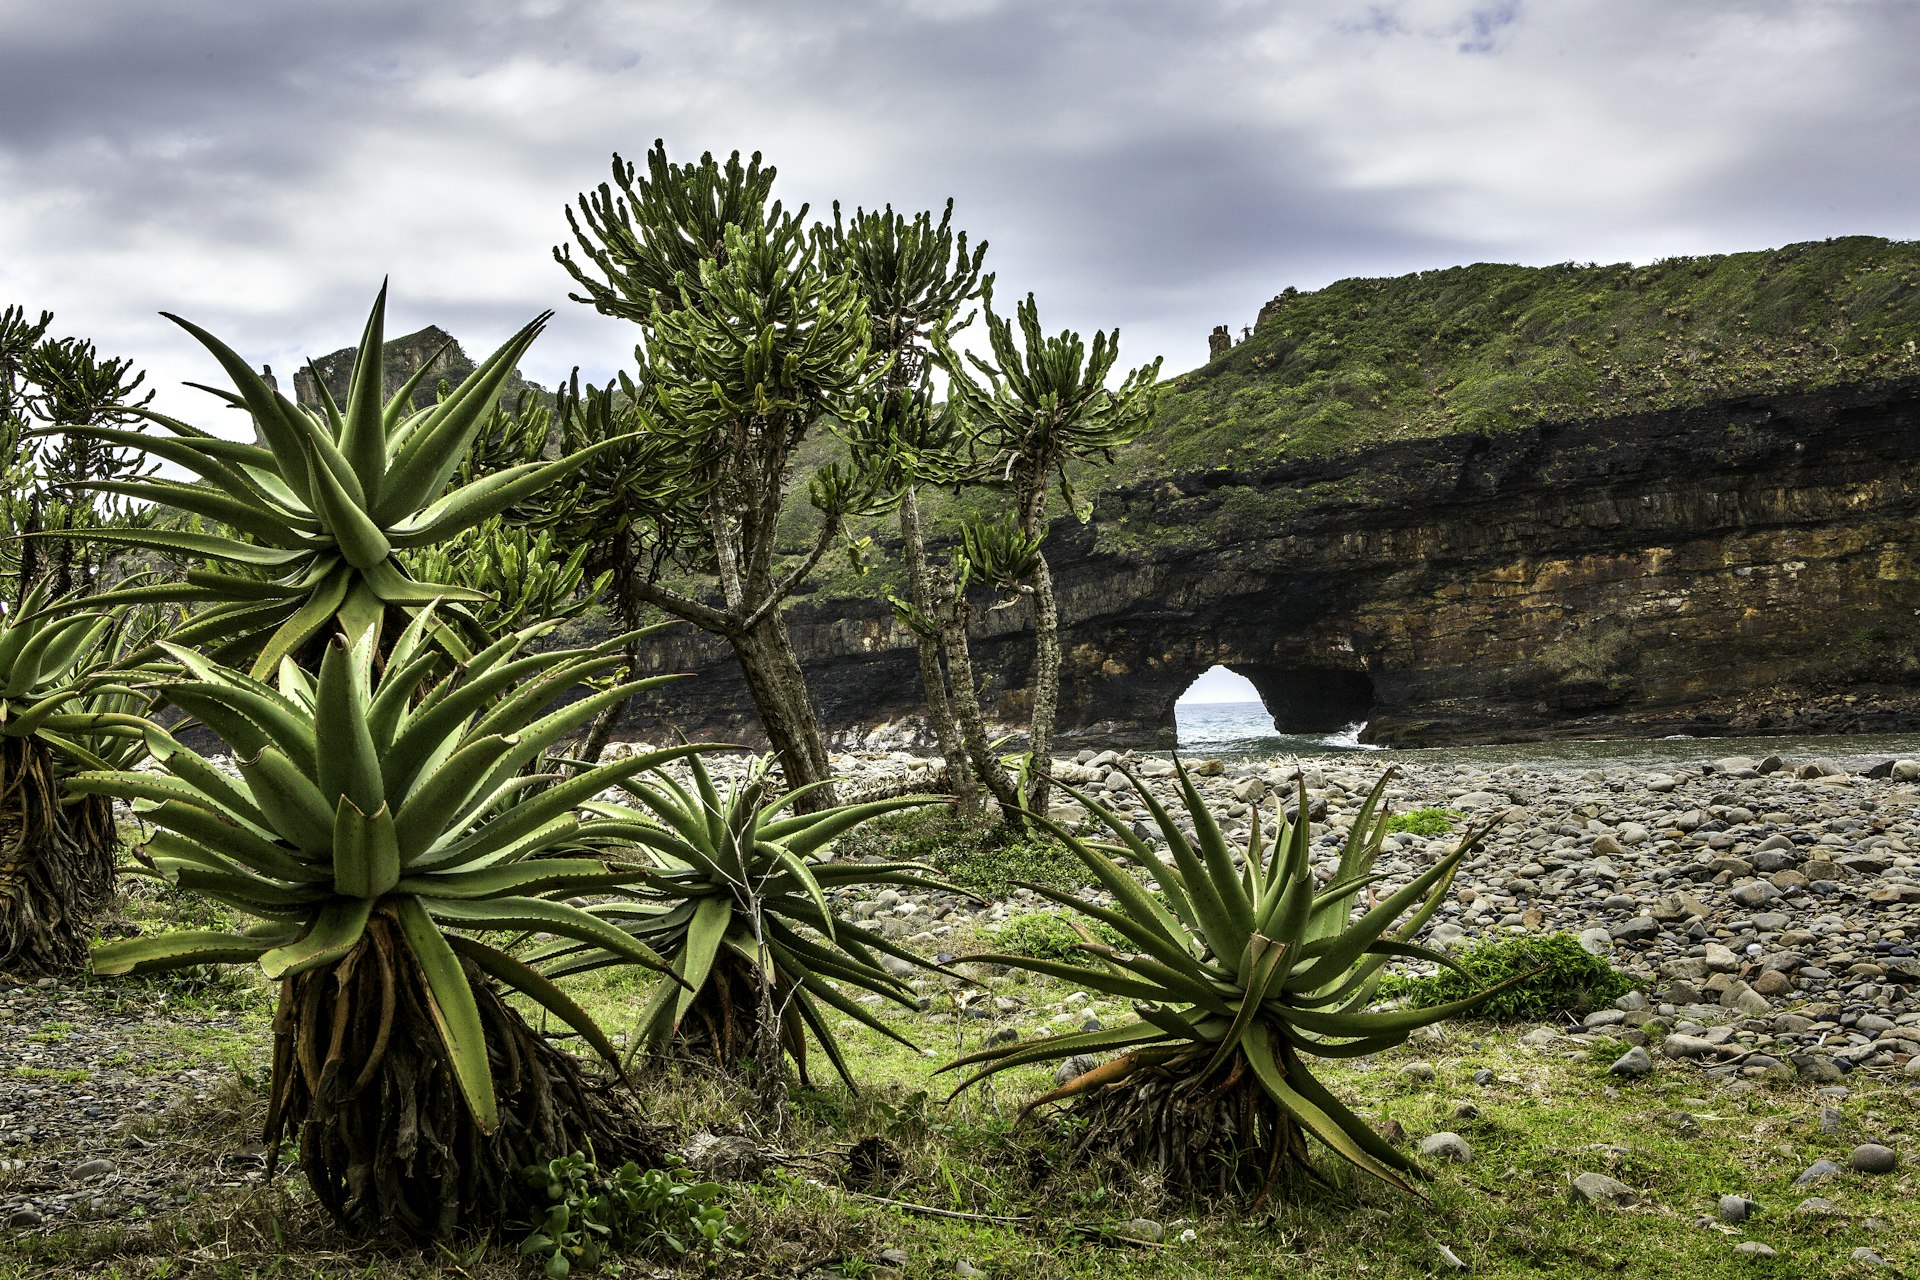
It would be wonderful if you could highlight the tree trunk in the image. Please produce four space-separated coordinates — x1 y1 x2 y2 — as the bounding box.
0 735 117 978
937 580 1021 817
270 908 665 1243
577 639 642 764
898 487 979 823
730 613 837 809
1024 549 1061 818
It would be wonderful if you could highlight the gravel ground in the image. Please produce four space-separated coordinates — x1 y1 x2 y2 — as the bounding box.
8 740 1920 1238
0 975 280 1233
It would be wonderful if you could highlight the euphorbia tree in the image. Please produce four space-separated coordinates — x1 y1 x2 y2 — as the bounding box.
822 202 998 819
0 302 156 603
55 285 627 672
81 618 703 1240
936 290 1160 817
555 144 885 806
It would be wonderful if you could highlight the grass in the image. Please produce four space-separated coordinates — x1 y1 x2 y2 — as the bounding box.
6 847 1916 1278
1137 235 1920 473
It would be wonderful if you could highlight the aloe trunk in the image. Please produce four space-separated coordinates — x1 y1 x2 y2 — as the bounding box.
0 736 117 977
271 906 662 1241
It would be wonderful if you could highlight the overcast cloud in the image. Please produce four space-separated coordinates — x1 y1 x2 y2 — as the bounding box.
3 0 1916 425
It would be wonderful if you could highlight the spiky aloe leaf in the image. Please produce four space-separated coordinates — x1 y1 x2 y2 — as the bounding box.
941 758 1509 1195
575 753 955 1085
44 284 632 670
79 620 700 1130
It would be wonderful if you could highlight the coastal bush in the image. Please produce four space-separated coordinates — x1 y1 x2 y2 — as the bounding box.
944 764 1524 1198
1386 807 1461 837
1380 932 1632 1021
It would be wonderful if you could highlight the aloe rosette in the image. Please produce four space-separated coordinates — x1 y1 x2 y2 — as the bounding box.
0 582 152 975
76 615 703 1240
48 284 630 674
942 763 1522 1198
539 752 958 1086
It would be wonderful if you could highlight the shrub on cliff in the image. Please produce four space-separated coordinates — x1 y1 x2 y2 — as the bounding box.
1381 932 1632 1021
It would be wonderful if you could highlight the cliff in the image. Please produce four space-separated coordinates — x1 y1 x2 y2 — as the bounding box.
288 237 1920 750
621 375 1920 749
292 325 549 415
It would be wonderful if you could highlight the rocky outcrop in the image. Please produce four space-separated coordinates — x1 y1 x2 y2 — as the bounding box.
293 325 548 415
619 377 1920 749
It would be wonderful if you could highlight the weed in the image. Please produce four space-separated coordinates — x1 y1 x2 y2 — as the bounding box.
520 1152 742 1276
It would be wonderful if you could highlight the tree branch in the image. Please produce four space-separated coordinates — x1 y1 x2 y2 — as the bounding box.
739 511 841 635
627 575 734 634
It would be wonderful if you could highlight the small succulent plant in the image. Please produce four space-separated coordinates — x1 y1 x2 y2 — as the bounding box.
540 752 959 1086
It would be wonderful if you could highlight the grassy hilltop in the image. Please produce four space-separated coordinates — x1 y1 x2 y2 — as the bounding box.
1136 235 1920 472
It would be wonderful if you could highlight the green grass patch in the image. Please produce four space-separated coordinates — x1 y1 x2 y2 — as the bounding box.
1386 807 1462 836
979 911 1127 962
1381 932 1635 1021
835 809 1090 895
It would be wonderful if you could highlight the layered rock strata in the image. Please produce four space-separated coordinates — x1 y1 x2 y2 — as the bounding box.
623 377 1920 749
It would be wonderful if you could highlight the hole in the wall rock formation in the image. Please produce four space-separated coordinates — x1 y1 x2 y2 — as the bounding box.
1243 665 1376 735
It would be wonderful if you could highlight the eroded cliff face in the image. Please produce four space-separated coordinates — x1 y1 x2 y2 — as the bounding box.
617 378 1920 749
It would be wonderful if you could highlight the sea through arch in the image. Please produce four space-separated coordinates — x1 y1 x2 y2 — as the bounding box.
1173 662 1377 754
1174 665 1272 753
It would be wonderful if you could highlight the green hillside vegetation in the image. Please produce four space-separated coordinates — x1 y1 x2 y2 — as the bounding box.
1138 235 1920 471
796 236 1920 600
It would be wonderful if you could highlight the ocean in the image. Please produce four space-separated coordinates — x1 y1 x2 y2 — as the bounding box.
1173 700 1379 758
1172 699 1920 774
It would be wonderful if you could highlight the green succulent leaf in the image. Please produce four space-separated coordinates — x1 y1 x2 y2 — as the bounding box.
944 758 1512 1193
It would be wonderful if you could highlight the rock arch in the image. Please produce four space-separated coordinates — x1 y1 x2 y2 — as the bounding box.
618 380 1920 750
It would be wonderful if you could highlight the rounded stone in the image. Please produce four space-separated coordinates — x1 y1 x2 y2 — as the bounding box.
1717 1193 1755 1224
1118 1218 1164 1243
1849 1143 1898 1175
1570 1171 1636 1206
1418 1131 1473 1164
1609 1046 1653 1077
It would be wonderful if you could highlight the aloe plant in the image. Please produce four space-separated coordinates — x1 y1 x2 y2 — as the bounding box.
942 763 1521 1200
540 753 957 1089
49 284 628 674
0 582 151 975
76 616 702 1241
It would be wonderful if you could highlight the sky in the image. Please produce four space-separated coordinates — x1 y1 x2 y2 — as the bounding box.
3 1 1918 426
1177 665 1261 706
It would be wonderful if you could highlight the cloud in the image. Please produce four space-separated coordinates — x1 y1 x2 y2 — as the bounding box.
2 0 1916 431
